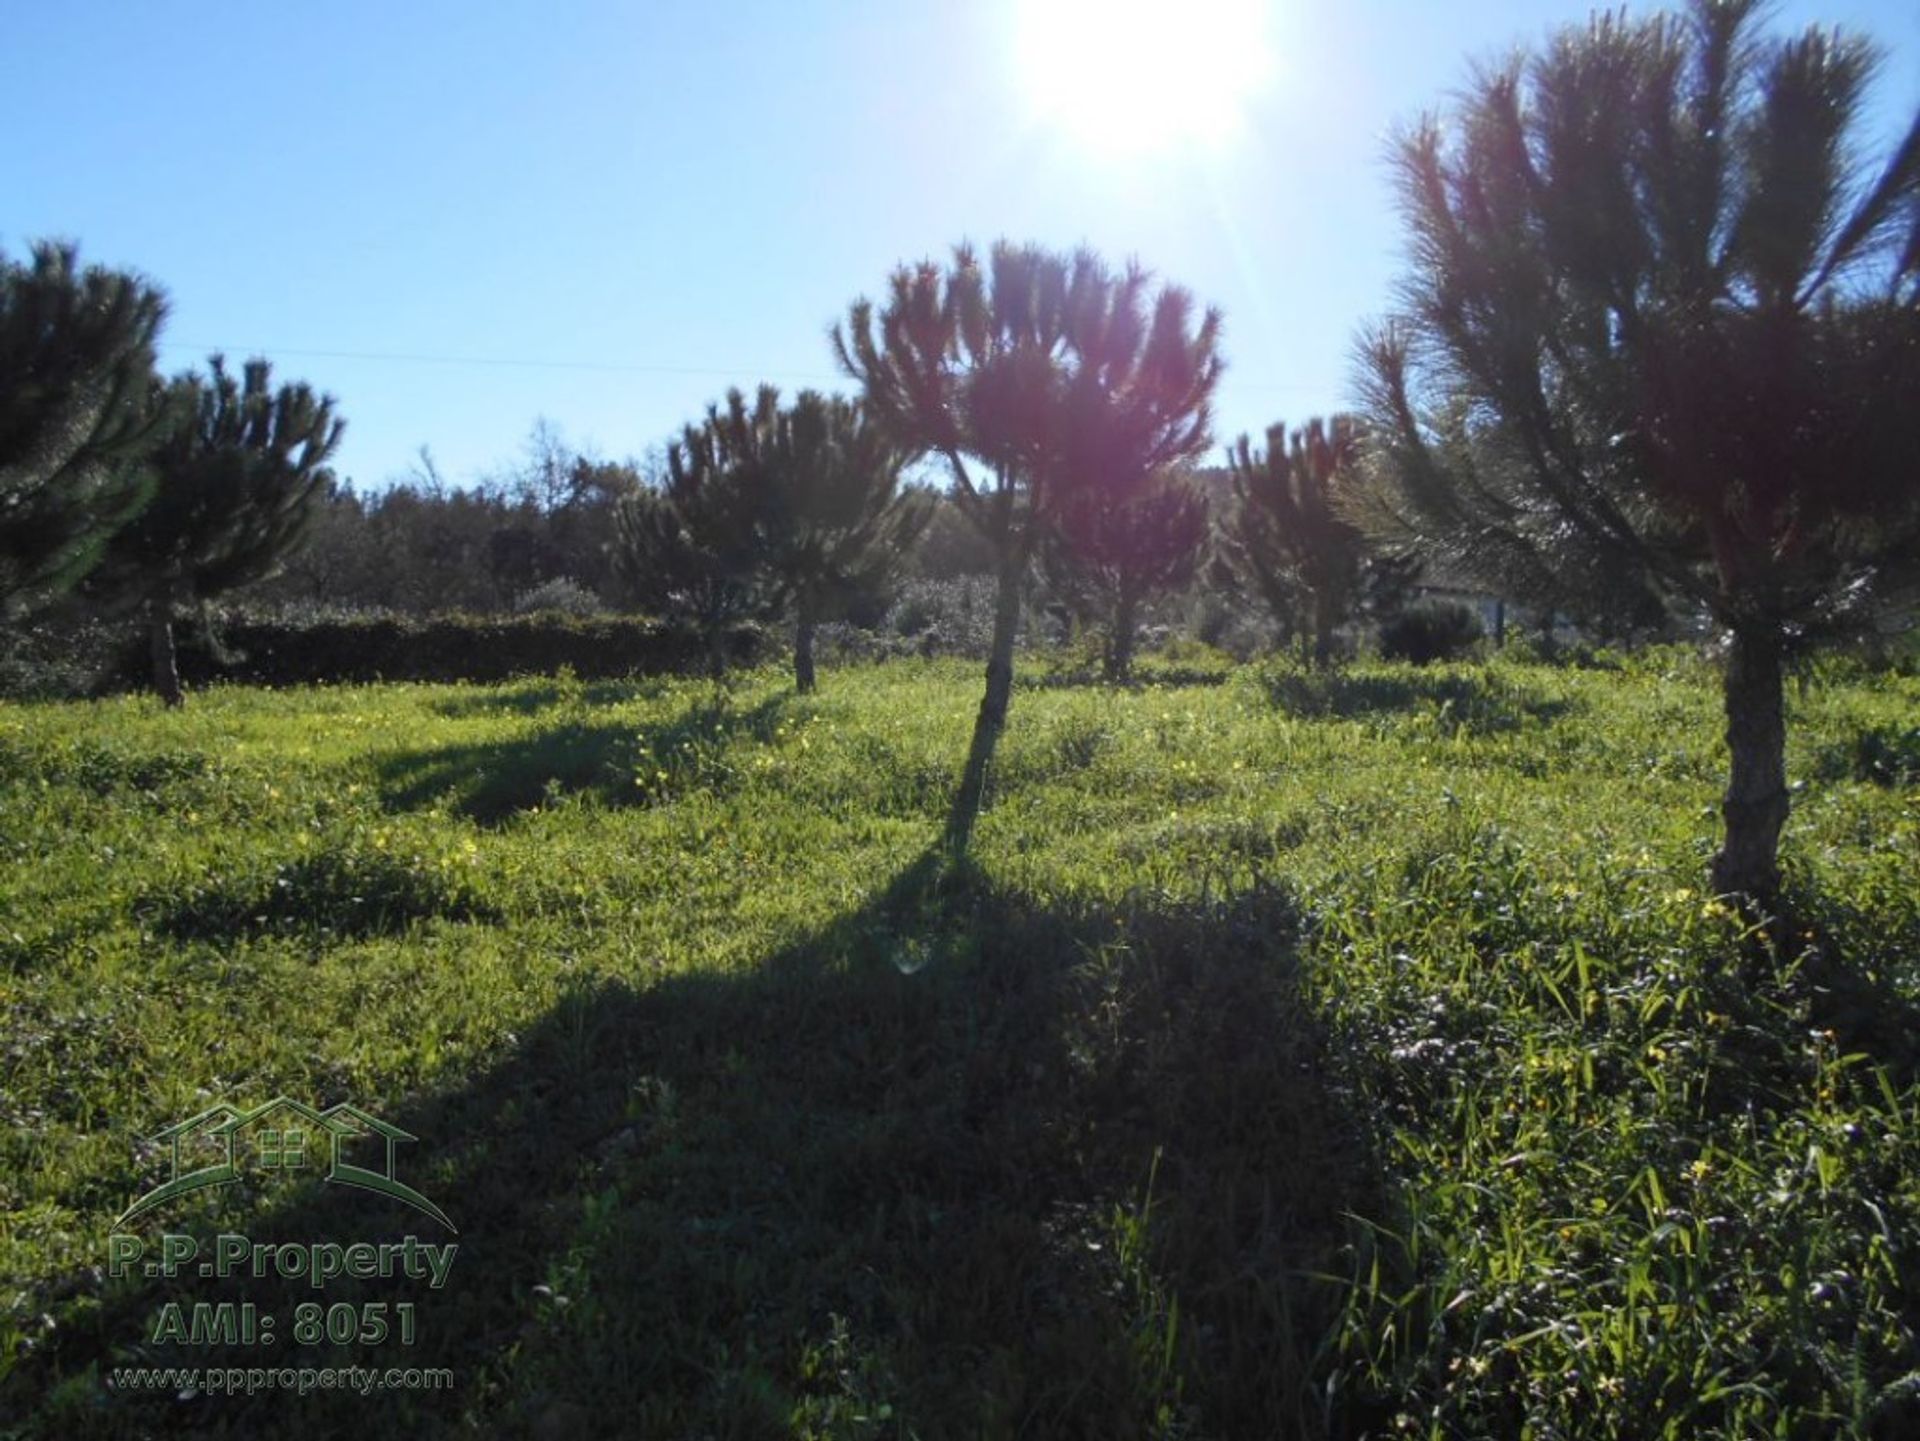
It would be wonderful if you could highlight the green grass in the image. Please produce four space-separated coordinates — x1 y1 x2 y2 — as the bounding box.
2 650 1917 1437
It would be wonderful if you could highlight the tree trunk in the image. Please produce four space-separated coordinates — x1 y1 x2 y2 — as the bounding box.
1492 598 1507 649
149 598 183 708
1105 589 1138 684
945 544 1026 854
794 603 817 695
1711 623 1789 904
1311 588 1336 670
707 623 728 682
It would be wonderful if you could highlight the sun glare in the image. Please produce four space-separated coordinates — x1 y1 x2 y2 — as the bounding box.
1014 0 1275 159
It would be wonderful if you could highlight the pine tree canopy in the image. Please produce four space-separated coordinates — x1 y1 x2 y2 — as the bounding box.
1355 0 1920 643
611 389 778 633
1045 470 1208 615
0 240 170 619
737 387 930 621
832 240 1224 553
103 355 344 606
1225 419 1362 605
1043 468 1209 681
1223 417 1369 663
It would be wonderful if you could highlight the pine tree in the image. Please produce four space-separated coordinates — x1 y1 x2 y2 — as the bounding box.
102 356 343 705
1222 417 1366 668
835 241 1222 852
0 241 170 620
1355 0 1920 903
1042 470 1209 682
738 388 929 693
611 391 776 676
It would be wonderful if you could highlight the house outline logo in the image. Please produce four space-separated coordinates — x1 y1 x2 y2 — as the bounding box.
118 1096 457 1233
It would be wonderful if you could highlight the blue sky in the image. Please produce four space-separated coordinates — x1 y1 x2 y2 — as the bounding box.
5 0 1916 491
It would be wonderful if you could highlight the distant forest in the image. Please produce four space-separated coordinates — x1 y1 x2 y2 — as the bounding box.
253 423 1007 617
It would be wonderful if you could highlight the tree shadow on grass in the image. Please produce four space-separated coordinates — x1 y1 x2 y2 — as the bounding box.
424 677 679 721
1259 666 1576 734
137 843 502 946
376 693 790 826
1808 721 1920 788
20 853 1383 1440
1777 881 1920 1086
1025 666 1234 693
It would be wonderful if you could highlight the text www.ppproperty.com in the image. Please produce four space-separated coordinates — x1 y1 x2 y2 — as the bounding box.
109 1364 453 1397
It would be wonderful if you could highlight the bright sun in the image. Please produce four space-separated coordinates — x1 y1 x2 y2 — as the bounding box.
1014 0 1276 159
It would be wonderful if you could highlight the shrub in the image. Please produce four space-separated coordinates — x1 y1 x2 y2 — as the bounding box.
882 578 1014 658
1190 593 1272 663
1378 602 1484 665
513 578 605 616
0 611 132 699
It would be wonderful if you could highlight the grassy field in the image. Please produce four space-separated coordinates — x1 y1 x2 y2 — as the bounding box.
2 650 1917 1438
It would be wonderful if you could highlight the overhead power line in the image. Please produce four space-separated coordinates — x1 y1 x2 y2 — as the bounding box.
157 341 843 383
155 340 1331 395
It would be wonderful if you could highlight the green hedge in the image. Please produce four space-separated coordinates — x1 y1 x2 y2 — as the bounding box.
122 612 769 690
